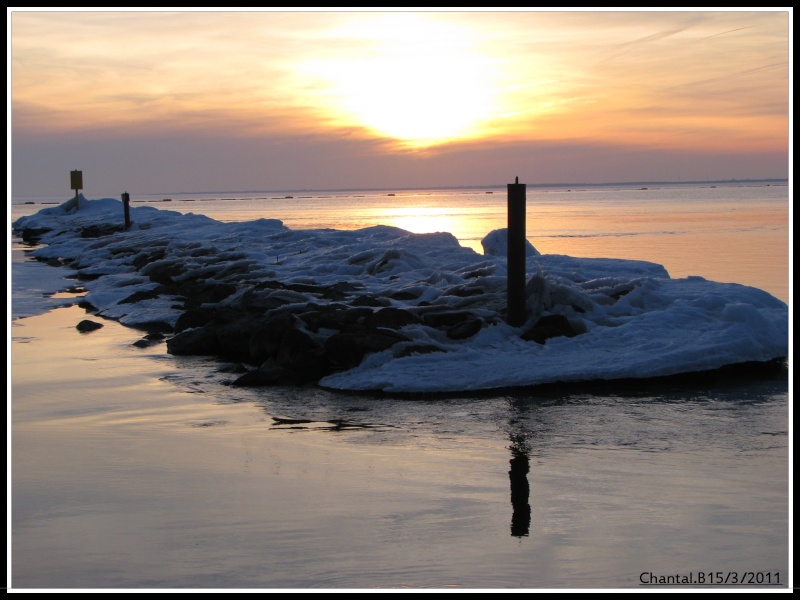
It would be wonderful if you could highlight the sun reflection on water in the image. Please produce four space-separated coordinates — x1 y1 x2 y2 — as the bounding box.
382 206 458 237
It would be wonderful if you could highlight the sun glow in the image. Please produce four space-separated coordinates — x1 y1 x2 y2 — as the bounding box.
383 206 458 235
304 15 499 147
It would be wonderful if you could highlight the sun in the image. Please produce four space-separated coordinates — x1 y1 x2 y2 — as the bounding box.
303 15 499 147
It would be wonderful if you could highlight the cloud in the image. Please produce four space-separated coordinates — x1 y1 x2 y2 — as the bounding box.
10 10 790 195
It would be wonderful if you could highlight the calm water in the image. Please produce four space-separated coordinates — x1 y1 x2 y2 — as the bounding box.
9 182 791 589
12 180 789 303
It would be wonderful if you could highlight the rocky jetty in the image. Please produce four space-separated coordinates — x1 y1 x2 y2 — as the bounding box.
13 197 788 394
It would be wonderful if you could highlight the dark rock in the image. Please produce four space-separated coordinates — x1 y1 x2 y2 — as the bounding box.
321 281 363 300
324 328 410 371
275 327 318 365
351 294 389 307
132 249 167 270
19 227 51 244
77 300 98 311
420 309 474 329
63 285 87 294
140 260 187 285
74 271 103 281
231 362 294 387
463 266 495 279
388 290 421 301
365 307 421 330
446 318 483 340
76 319 104 333
284 282 325 294
275 328 330 381
135 321 174 334
216 362 248 374
253 280 284 291
80 224 124 238
120 288 163 304
132 331 166 348
611 287 633 301
215 261 253 278
176 282 237 308
175 307 217 332
248 314 300 363
443 285 483 298
298 305 370 332
215 319 267 361
366 249 402 274
398 344 445 358
522 314 579 344
236 289 293 313
173 309 264 362
167 326 223 356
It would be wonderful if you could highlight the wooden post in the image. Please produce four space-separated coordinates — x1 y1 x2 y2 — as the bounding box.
121 191 131 230
70 170 83 210
507 177 527 326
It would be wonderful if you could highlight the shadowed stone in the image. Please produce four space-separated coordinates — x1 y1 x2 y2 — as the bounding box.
231 361 295 387
420 309 475 329
397 344 445 358
248 314 300 363
365 307 421 330
167 326 223 356
80 224 124 238
521 314 579 344
76 319 104 333
446 318 483 340
297 305 371 333
351 295 389 307
324 328 410 371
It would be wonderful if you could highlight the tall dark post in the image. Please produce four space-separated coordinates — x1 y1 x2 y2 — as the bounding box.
70 170 83 210
507 177 527 326
121 191 131 230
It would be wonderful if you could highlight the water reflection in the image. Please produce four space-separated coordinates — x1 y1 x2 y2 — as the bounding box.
507 398 533 538
246 375 787 545
508 446 531 538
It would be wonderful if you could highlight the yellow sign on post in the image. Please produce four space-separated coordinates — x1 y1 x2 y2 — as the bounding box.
70 170 83 190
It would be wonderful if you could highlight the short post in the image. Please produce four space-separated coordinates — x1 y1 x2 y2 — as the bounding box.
507 176 527 326
70 170 83 210
121 191 131 230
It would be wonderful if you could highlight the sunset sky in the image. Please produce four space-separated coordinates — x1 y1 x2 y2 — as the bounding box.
9 9 790 196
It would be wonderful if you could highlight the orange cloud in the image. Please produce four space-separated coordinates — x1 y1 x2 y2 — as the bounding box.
11 10 789 158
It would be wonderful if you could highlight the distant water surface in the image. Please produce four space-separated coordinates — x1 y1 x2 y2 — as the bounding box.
12 181 789 303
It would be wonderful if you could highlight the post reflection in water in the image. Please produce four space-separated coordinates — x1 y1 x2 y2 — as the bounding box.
507 398 532 538
509 446 531 537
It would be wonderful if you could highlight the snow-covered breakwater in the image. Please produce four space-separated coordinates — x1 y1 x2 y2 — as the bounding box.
13 197 789 394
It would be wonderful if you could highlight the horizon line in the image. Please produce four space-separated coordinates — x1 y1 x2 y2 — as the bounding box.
12 177 788 201
140 177 791 197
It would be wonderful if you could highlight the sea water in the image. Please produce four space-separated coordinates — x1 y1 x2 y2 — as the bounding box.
12 180 789 303
9 182 790 589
